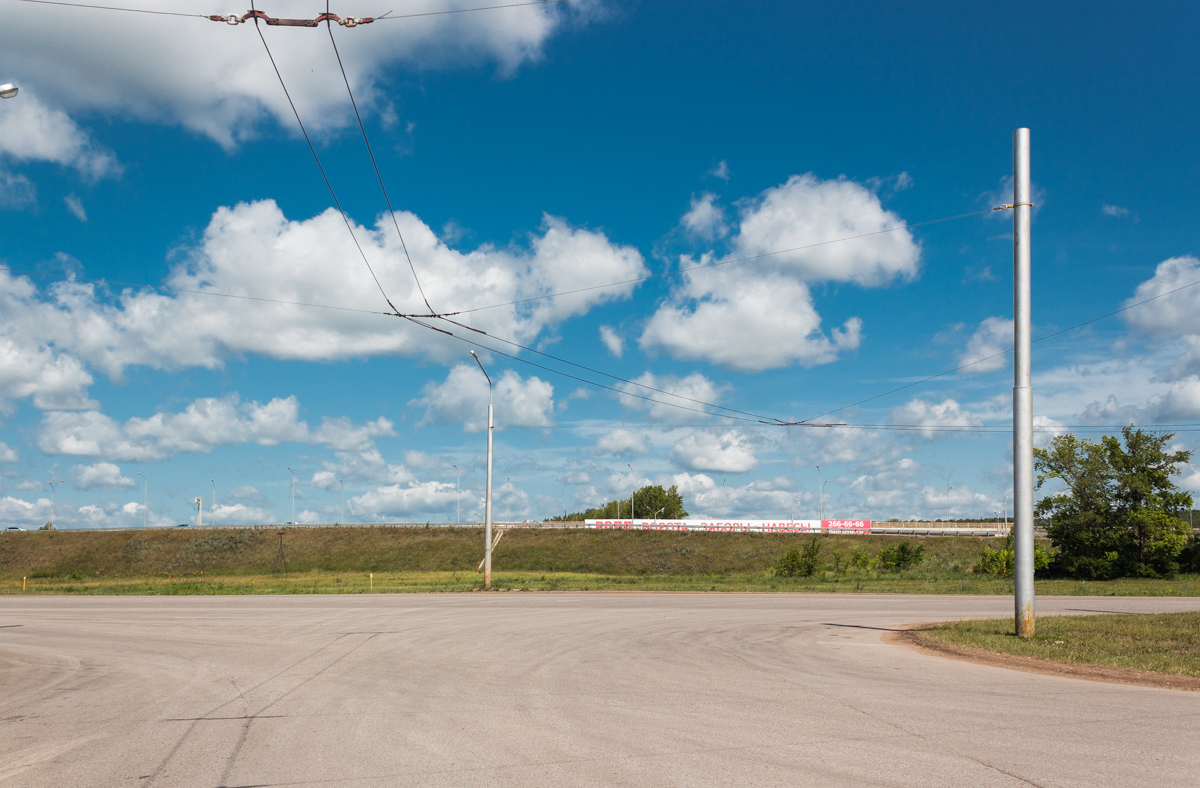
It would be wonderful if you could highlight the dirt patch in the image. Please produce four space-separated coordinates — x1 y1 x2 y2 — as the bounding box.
887 624 1200 692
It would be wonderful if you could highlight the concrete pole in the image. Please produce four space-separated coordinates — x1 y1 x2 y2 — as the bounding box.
485 399 494 588
1012 127 1036 638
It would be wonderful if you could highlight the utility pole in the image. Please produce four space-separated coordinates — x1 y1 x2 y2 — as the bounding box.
1012 127 1036 638
470 351 494 589
196 497 202 528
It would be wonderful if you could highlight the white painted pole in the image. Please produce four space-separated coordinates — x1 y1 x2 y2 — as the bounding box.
471 351 494 589
1012 127 1036 638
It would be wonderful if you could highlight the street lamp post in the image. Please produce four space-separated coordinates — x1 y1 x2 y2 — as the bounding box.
627 464 635 520
791 499 802 524
815 465 823 521
721 478 726 519
506 477 510 524
339 479 344 525
211 480 216 527
654 507 664 521
47 480 63 528
0 83 17 99
946 485 954 524
137 472 147 529
821 480 828 521
469 351 495 589
195 497 202 528
452 465 460 525
287 467 295 525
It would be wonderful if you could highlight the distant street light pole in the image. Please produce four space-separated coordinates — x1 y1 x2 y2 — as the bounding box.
627 463 635 520
654 507 664 521
815 465 823 521
0 83 18 99
1012 127 1036 638
137 472 147 529
452 465 459 525
287 467 295 525
47 480 63 528
506 477 511 524
791 500 801 523
211 480 216 527
195 497 202 528
1003 492 1010 535
721 478 726 519
339 479 344 525
946 484 953 523
821 480 828 520
470 351 494 589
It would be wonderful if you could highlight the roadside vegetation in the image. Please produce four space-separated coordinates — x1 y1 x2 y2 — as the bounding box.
2 525 1197 595
916 611 1200 679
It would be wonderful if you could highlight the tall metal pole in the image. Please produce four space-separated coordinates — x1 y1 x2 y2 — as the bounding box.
471 351 494 589
628 464 635 520
48 482 55 529
287 467 295 525
946 484 953 523
452 465 459 525
721 478 726 519
212 480 216 527
137 472 147 529
815 465 822 521
339 479 344 524
1012 127 1036 638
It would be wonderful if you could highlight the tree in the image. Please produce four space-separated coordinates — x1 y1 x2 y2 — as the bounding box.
549 484 689 522
1035 426 1192 578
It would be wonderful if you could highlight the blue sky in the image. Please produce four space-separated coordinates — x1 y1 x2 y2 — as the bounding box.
2 0 1199 528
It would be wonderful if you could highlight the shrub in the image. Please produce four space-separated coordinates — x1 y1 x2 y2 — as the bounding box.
877 542 925 571
776 538 822 577
973 535 1055 576
850 546 876 570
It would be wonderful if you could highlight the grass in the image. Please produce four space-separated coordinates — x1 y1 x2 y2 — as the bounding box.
918 612 1200 678
1 526 1198 596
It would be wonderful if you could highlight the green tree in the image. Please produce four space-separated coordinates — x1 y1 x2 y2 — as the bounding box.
1035 426 1192 578
550 485 689 521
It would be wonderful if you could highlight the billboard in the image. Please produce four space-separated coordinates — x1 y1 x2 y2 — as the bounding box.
582 519 871 533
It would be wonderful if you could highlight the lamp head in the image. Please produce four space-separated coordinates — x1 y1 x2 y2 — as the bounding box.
0 84 18 100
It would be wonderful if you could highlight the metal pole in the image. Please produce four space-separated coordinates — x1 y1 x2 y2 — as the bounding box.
339 479 344 525
1012 127 1036 638
721 478 726 519
196 497 202 528
48 482 55 528
946 485 953 523
287 467 295 525
452 465 459 525
138 472 147 529
628 464 634 520
471 351 494 589
815 465 822 521
212 480 216 527
506 478 510 524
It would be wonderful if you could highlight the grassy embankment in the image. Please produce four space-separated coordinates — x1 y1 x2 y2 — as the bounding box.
916 612 1200 679
1 525 1198 595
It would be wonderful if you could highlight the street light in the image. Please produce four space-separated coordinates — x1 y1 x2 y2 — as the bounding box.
654 507 665 521
469 350 495 589
339 479 344 525
627 463 635 520
451 465 459 525
137 472 147 529
506 477 510 524
47 480 63 528
946 484 954 524
0 84 17 100
791 499 802 523
721 478 726 519
211 480 216 527
821 480 828 520
815 465 823 521
286 467 295 525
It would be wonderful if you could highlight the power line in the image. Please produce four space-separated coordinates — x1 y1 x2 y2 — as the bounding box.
249 0 401 316
794 271 1200 425
374 0 570 22
15 0 570 22
14 0 206 17
326 8 433 313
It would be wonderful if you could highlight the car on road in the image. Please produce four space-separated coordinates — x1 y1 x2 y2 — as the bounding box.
4 526 25 532
175 523 189 528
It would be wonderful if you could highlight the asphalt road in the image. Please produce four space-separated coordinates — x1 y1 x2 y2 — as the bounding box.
2 594 1199 787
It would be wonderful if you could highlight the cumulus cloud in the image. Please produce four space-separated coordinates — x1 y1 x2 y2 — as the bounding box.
1102 204 1130 218
599 325 623 357
0 442 17 462
594 428 651 456
616 371 726 423
958 317 1013 374
0 170 36 209
707 160 730 181
36 394 383 461
641 173 916 371
312 417 395 452
64 193 87 222
1122 256 1200 336
669 430 758 473
889 398 983 439
1 1 595 148
412 364 554 432
71 461 134 490
680 193 727 240
0 90 119 178
0 327 96 413
349 480 461 519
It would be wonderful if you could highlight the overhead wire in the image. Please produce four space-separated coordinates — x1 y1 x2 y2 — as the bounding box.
14 0 207 16
14 0 569 21
325 2 433 312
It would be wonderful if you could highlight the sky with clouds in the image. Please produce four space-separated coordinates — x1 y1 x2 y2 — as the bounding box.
2 0 1199 528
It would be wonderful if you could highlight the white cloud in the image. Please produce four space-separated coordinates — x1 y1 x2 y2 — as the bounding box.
958 316 1013 374
313 416 394 452
616 371 726 423
36 394 383 461
594 428 651 456
413 364 554 432
71 461 134 490
599 325 623 357
0 330 96 413
669 430 758 473
707 160 730 181
641 173 915 371
349 480 461 519
680 192 727 240
1122 256 1200 336
64 193 86 222
889 398 983 439
1 1 593 148
1102 204 1130 218
210 502 274 526
0 90 119 178
226 485 265 503
0 442 17 462
0 170 36 209
0 203 645 397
